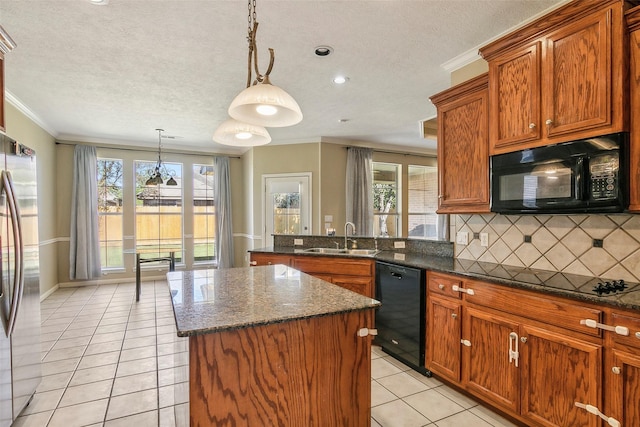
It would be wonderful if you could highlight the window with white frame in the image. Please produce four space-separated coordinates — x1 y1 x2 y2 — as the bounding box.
373 162 401 237
97 158 124 268
135 160 183 263
407 165 439 239
193 165 216 262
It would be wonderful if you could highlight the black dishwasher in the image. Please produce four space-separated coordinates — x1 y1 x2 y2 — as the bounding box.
375 261 430 376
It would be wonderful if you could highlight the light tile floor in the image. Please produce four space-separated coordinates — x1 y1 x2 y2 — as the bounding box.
12 281 519 427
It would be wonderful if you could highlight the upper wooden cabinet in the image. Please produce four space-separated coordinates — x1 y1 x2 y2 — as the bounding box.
480 0 630 155
626 5 640 212
430 74 490 214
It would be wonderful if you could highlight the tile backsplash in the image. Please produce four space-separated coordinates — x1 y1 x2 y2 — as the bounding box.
454 213 640 283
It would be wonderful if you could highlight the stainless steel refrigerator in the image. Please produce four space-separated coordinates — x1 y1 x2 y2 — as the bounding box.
0 133 41 427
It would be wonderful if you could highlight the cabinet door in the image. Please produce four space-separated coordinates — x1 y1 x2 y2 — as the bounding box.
543 7 611 138
436 81 490 213
426 295 461 382
462 306 520 414
489 41 541 153
331 276 373 298
628 9 640 212
520 324 601 427
608 349 640 427
250 253 291 266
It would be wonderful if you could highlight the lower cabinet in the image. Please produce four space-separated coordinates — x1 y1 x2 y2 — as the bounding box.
249 252 374 298
426 271 605 427
607 349 640 425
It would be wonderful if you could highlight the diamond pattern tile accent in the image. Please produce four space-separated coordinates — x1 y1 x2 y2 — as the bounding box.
454 213 640 282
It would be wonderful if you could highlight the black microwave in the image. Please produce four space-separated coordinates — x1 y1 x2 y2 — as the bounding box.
490 133 629 214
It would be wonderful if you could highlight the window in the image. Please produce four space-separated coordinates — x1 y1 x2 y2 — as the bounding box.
373 162 400 237
193 165 216 262
408 165 439 239
97 158 124 268
135 161 183 263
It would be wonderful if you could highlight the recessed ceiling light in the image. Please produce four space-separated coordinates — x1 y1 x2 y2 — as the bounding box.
339 119 350 123
89 0 109 4
332 76 349 84
314 46 333 57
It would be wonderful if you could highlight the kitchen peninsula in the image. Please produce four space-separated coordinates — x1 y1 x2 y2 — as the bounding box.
166 265 380 426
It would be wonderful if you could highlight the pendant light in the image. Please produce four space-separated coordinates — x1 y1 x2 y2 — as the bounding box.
145 129 178 186
217 0 302 142
213 119 271 146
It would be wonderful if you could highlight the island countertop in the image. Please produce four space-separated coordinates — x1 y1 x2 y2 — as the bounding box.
166 265 381 337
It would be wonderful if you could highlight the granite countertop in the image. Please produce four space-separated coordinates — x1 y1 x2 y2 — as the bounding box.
250 247 640 310
166 265 381 337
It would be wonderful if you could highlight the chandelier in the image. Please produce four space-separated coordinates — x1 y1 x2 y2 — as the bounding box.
145 129 177 186
213 0 302 146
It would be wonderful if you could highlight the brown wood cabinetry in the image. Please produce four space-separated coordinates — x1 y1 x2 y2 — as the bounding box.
429 74 490 214
292 256 374 298
249 252 292 267
249 252 374 298
603 310 640 426
480 0 629 155
426 271 605 427
626 5 640 211
189 308 374 426
0 27 16 133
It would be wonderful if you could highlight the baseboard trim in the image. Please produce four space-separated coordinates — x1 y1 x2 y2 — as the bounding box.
40 284 59 301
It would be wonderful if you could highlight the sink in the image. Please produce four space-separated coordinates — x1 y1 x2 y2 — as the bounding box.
301 247 379 257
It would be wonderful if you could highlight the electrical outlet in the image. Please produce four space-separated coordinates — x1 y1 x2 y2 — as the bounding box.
456 231 469 245
294 239 303 246
324 215 333 222
394 241 406 249
480 232 489 247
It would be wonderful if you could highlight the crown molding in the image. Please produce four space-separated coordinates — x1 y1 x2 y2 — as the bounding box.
5 90 58 137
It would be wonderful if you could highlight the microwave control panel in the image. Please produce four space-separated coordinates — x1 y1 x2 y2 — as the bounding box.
589 154 619 200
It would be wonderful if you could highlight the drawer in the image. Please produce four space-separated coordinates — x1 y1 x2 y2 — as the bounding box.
427 272 463 299
610 312 640 349
292 256 373 277
464 280 604 338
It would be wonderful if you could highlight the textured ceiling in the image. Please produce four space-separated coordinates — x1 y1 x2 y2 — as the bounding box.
0 0 565 155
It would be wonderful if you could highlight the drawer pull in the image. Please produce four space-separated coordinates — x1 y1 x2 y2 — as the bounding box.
612 366 621 375
461 339 471 347
580 319 629 336
451 313 457 319
574 402 620 427
438 284 445 290
452 285 475 296
249 261 257 266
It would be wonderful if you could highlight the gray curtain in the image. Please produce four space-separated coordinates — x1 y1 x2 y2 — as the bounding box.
69 145 101 280
345 147 373 236
214 156 235 268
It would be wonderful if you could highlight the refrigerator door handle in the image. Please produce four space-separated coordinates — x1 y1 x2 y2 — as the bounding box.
3 171 23 337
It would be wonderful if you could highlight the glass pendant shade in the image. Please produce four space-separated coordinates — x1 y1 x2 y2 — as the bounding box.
228 82 302 127
213 118 272 146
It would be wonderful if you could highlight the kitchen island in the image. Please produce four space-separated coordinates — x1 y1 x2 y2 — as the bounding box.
166 265 380 427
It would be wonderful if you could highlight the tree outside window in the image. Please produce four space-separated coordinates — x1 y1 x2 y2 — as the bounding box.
97 159 124 268
373 162 400 237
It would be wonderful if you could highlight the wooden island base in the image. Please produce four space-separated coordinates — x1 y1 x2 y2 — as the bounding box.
189 310 373 427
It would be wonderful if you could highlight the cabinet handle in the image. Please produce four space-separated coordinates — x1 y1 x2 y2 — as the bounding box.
452 285 475 296
451 313 457 319
249 261 257 266
612 366 621 375
545 119 553 126
438 195 444 199
438 284 445 290
529 123 536 129
636 332 640 340
520 336 527 343
580 319 629 336
460 339 471 347
574 402 620 427
357 327 378 338
509 332 519 367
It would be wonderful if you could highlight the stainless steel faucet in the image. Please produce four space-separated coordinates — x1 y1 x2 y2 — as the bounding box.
344 222 356 249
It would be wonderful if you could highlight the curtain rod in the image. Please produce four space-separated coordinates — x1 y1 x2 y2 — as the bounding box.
55 141 241 159
346 146 436 159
